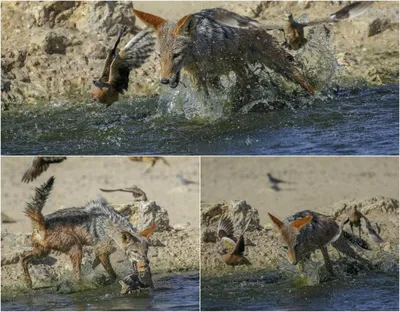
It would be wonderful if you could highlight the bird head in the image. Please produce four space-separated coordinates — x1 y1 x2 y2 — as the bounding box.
89 80 119 107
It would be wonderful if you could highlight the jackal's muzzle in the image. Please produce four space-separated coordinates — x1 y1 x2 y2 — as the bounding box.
160 70 181 89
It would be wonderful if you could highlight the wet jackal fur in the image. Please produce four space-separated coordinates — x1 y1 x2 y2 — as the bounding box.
133 8 316 97
268 210 371 274
21 177 157 288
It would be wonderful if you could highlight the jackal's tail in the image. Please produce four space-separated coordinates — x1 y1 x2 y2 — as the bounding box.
24 176 55 231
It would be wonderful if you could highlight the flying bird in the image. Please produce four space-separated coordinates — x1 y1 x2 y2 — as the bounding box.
213 2 373 50
176 174 198 185
100 185 148 201
89 27 155 107
128 156 170 173
21 157 67 183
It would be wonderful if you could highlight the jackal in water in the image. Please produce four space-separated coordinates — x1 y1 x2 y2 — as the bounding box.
133 8 316 98
21 176 157 288
268 210 372 275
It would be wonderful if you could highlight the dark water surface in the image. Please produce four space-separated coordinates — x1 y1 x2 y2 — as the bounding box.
1 84 398 155
1 273 199 311
201 272 399 311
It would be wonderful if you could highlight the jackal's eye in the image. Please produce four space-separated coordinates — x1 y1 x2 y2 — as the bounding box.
282 246 288 250
172 52 181 59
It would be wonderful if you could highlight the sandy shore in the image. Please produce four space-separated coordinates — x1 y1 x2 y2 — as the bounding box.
201 157 399 225
1 156 200 232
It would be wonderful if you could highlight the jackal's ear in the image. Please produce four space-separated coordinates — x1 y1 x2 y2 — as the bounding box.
174 14 196 37
290 216 312 232
268 213 284 229
133 9 166 32
140 224 157 238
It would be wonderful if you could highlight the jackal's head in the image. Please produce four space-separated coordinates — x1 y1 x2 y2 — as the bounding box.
134 10 196 89
268 213 312 265
283 11 294 22
121 224 157 270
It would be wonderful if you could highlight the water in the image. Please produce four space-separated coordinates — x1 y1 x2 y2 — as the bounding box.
1 84 398 155
1 272 199 311
201 272 399 311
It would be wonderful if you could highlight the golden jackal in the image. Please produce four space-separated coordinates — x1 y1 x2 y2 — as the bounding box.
21 176 157 288
268 210 372 275
133 8 316 97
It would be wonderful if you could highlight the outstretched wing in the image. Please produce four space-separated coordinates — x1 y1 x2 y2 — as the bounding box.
233 234 246 255
220 236 237 254
218 216 235 240
22 157 66 183
209 8 283 31
301 1 373 27
99 27 126 83
108 28 155 93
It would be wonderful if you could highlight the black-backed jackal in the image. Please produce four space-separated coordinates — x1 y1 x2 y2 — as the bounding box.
268 210 372 275
133 8 316 98
21 177 157 288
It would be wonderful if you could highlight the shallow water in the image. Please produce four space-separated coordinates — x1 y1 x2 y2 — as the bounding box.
1 272 199 311
1 84 398 155
201 272 399 311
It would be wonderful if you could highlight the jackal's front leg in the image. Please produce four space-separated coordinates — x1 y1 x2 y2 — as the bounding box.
320 246 334 275
21 246 50 288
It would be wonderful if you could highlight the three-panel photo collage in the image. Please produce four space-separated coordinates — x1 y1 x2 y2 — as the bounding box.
1 1 399 311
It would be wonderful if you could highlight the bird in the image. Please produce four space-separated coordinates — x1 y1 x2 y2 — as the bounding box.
176 174 198 185
100 185 148 201
217 216 252 267
341 206 384 243
89 26 155 107
21 157 67 183
266 172 292 192
128 156 170 173
213 2 373 50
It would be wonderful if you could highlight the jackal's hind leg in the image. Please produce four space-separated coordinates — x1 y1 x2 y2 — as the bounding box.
358 226 362 239
68 245 83 282
320 246 334 275
21 246 50 288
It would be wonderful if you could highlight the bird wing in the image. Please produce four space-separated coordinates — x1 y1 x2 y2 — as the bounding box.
218 216 235 240
211 9 283 31
99 27 126 83
108 28 155 93
233 234 246 255
365 219 384 244
301 1 373 27
21 157 66 183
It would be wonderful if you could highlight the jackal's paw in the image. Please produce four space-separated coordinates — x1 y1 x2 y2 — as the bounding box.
92 273 116 286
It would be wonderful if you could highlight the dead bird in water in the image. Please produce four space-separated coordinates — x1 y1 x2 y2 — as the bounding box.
90 27 155 107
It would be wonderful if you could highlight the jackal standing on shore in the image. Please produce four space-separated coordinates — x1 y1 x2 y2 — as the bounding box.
21 177 157 288
133 8 316 98
268 210 372 275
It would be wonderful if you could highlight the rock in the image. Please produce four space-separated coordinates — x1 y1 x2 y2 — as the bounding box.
368 18 393 37
201 200 261 232
113 201 170 231
172 222 191 231
75 2 136 37
43 31 68 55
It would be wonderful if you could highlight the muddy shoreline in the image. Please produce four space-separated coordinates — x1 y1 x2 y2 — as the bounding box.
1 1 398 110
